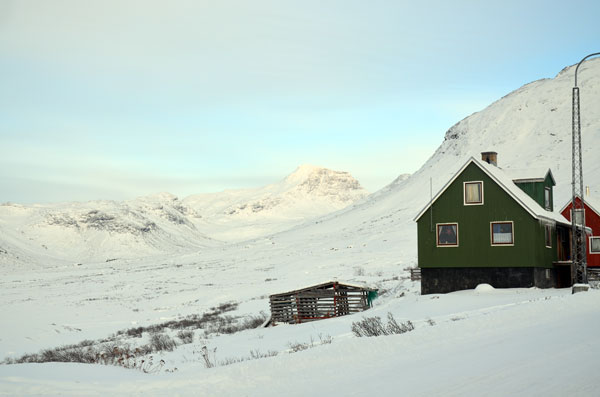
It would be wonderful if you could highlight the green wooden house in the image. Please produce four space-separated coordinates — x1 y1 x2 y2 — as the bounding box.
414 152 572 294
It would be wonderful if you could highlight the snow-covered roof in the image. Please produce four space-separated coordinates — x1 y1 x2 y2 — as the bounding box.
414 157 570 226
558 195 600 218
504 167 555 185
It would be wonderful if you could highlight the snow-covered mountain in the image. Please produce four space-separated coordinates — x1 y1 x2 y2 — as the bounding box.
0 194 214 267
184 164 369 241
0 165 368 266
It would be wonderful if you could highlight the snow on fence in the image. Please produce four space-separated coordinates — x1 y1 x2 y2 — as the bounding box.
269 281 377 325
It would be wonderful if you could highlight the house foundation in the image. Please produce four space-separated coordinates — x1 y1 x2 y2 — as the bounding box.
421 267 557 294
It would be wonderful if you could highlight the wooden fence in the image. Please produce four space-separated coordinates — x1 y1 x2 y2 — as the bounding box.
410 267 421 281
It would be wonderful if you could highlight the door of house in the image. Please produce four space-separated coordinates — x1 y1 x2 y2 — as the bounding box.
555 264 572 288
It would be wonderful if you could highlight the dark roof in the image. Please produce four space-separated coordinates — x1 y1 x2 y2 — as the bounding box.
269 281 376 298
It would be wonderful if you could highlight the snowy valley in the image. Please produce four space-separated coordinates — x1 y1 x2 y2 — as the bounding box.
1 59 600 396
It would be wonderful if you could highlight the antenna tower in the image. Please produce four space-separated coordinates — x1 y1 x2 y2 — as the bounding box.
572 52 600 285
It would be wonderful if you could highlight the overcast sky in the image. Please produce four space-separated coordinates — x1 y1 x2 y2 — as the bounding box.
1 0 599 203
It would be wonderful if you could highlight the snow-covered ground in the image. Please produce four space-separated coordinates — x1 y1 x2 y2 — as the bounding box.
1 287 599 396
1 59 600 395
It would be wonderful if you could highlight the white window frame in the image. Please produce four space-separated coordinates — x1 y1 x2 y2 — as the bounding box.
590 236 600 254
436 223 459 247
544 224 552 248
490 221 514 246
463 181 484 206
544 187 551 210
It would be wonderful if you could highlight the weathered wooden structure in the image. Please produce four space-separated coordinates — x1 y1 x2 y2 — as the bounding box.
269 281 377 325
410 267 422 281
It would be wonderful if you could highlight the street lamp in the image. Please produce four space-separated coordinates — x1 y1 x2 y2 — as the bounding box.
572 52 600 290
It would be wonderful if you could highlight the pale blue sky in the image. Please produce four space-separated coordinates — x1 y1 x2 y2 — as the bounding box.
1 0 599 203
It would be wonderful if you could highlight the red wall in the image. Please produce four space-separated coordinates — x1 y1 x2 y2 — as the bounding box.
561 197 600 267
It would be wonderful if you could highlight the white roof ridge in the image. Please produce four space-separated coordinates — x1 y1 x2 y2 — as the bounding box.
505 167 555 185
414 157 476 221
414 157 569 225
558 195 600 218
474 159 568 224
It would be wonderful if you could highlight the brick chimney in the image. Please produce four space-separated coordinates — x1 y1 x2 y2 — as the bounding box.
481 151 498 166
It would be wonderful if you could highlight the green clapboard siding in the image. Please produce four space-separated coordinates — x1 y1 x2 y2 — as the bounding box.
513 174 554 211
417 162 557 269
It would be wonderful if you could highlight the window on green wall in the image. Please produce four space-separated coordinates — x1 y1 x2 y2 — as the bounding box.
437 223 458 247
464 181 483 205
491 221 514 246
544 188 551 210
590 237 600 254
545 225 552 248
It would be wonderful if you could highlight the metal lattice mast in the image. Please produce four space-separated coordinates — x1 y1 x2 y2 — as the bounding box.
572 52 600 285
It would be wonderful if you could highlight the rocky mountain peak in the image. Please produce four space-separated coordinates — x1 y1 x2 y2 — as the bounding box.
285 165 366 197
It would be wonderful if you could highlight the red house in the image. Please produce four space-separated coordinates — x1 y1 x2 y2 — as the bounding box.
560 195 600 268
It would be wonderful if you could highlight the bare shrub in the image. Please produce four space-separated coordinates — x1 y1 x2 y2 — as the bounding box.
219 349 278 367
95 347 165 373
177 330 194 344
212 302 239 315
351 316 387 337
126 327 144 338
385 313 414 334
205 312 268 335
220 356 242 366
241 312 269 329
115 301 242 337
352 313 414 337
149 333 177 352
318 333 333 344
4 341 159 372
4 302 269 370
286 333 333 354
249 349 278 360
288 341 311 353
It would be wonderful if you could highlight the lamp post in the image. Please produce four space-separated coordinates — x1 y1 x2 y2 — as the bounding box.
572 52 600 289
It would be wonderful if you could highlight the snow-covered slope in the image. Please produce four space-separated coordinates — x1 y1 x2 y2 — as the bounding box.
183 164 368 241
0 194 215 267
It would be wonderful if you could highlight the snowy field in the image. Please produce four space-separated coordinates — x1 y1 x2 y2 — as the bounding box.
1 286 599 396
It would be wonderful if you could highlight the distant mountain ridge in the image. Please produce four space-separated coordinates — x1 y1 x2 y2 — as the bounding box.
0 165 368 266
183 164 369 240
185 165 366 215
